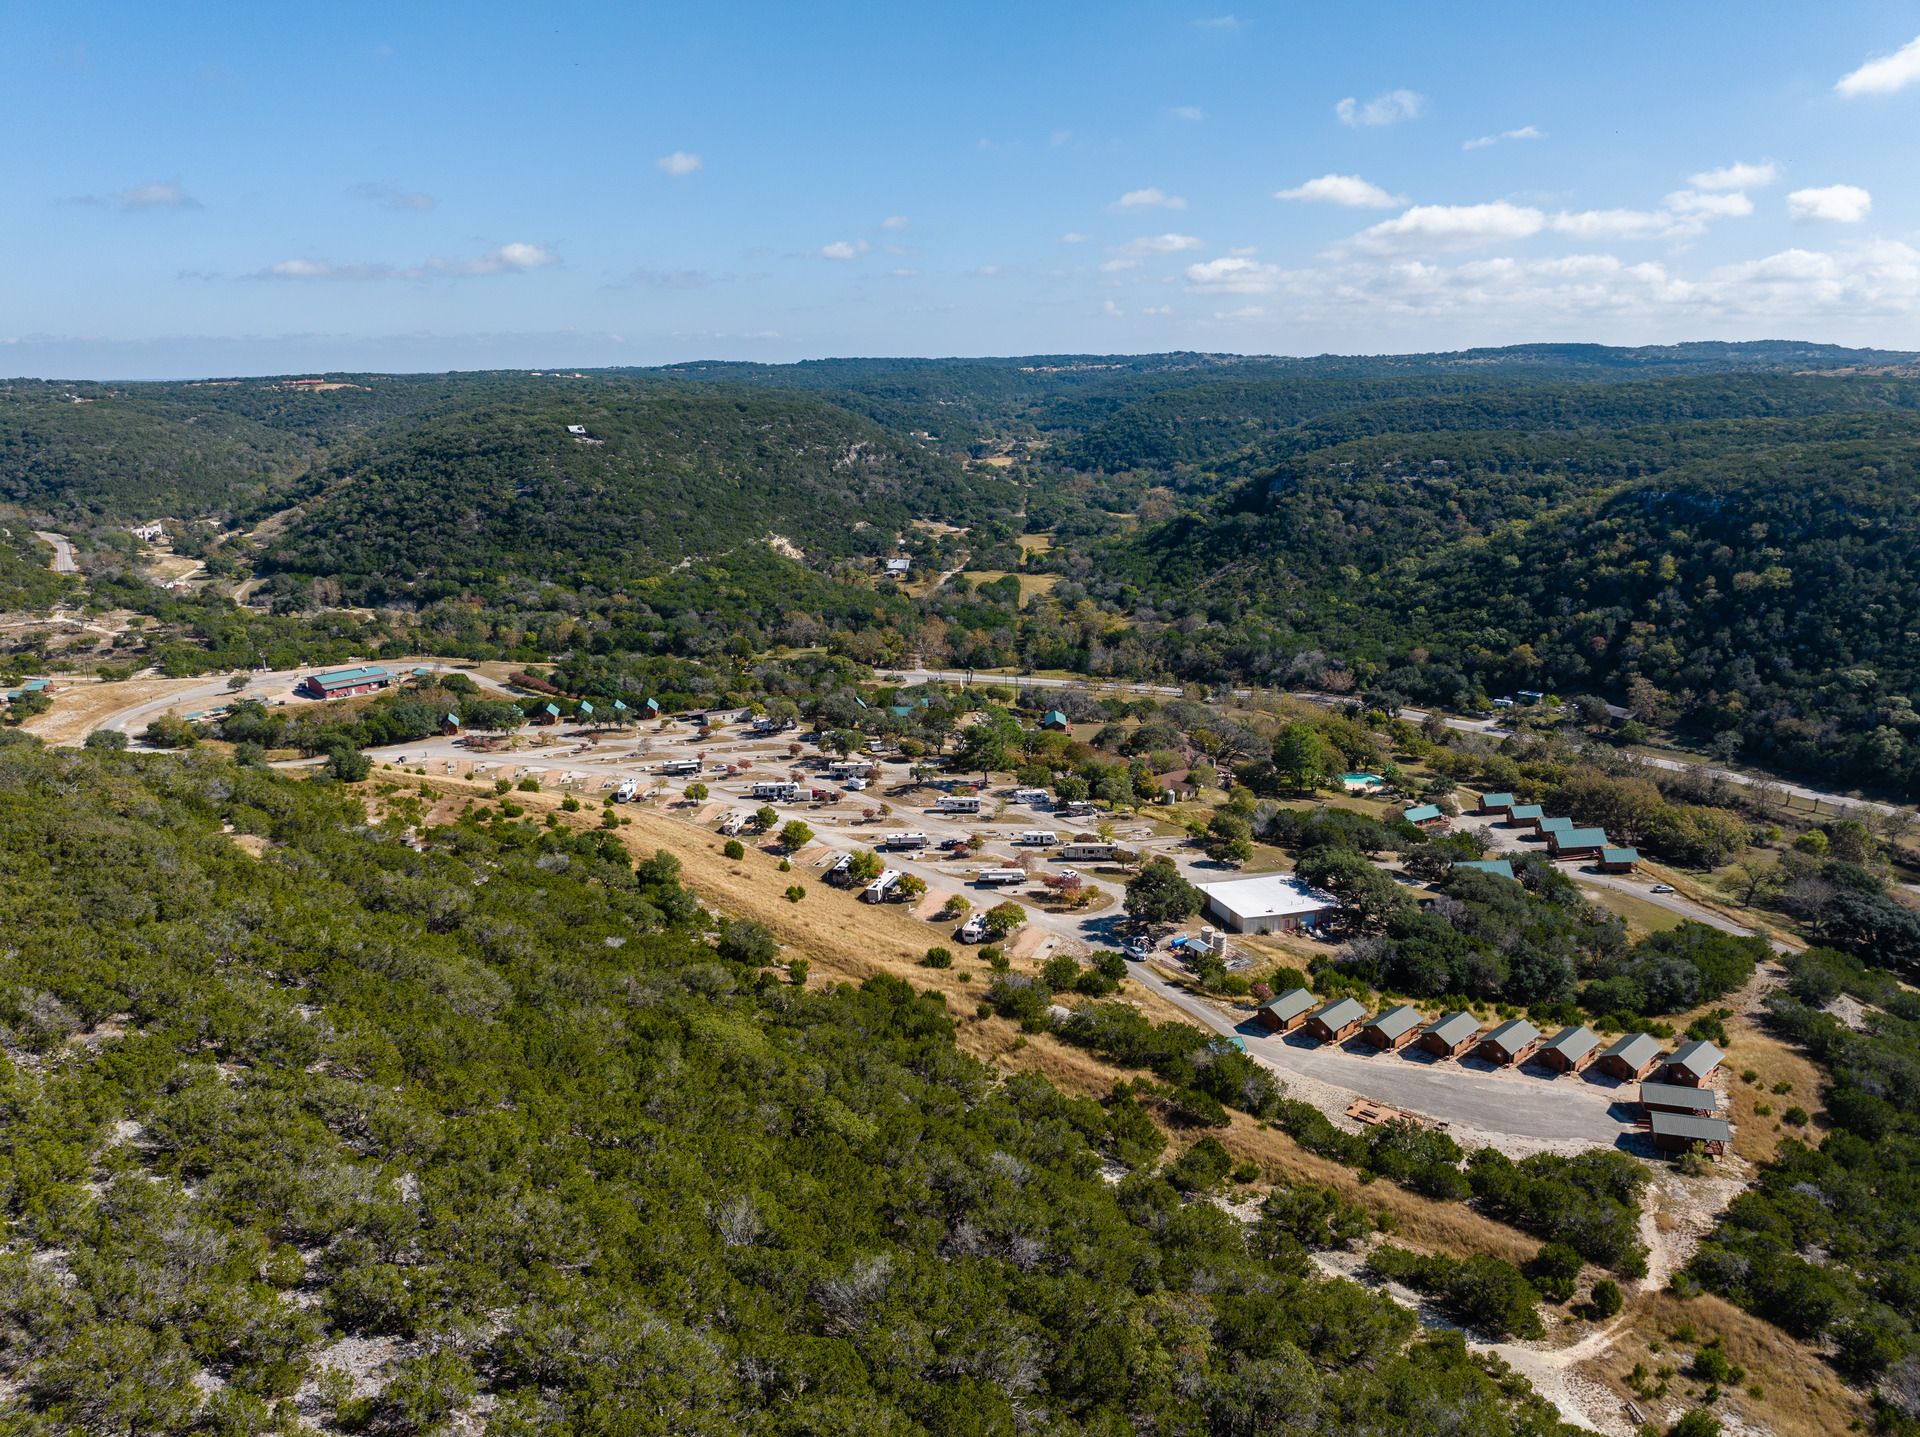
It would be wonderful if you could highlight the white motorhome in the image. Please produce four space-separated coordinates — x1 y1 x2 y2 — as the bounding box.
932 795 982 815
882 832 930 850
825 853 854 886
1058 841 1116 861
750 781 799 801
956 913 988 943
1011 788 1051 807
1061 801 1099 819
660 759 701 776
1015 830 1058 847
861 870 902 903
613 778 640 803
718 812 746 836
976 868 1028 886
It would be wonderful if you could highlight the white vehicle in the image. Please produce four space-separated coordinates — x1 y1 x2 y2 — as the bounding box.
718 812 746 836
844 777 868 791
882 832 931 850
825 853 855 885
975 868 1028 886
828 761 874 779
1058 841 1115 861
956 913 988 943
660 759 701 776
932 795 982 815
750 781 799 801
613 778 640 803
1061 801 1099 818
861 870 902 903
1011 788 1051 807
1015 830 1058 847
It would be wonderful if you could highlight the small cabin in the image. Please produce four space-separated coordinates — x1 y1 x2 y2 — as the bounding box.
1475 1018 1540 1066
1535 1024 1600 1074
1453 858 1515 880
1420 1010 1480 1058
1305 997 1368 1044
1662 1039 1724 1087
1039 709 1070 731
1362 1004 1425 1051
1596 1032 1663 1082
1504 804 1545 829
1649 1110 1731 1158
1255 988 1317 1034
1402 803 1447 831
1477 791 1515 816
1547 827 1609 860
1599 846 1640 873
1638 1082 1722 1117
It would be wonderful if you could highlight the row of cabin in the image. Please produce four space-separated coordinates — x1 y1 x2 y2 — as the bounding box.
1476 792 1640 872
1253 993 1728 1087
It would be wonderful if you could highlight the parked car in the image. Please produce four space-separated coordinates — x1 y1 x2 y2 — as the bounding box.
1121 939 1153 961
1650 883 1675 894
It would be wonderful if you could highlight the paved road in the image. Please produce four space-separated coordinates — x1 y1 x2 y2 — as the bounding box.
33 532 77 574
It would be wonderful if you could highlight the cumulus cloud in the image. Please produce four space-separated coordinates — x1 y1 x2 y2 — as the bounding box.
1184 255 1289 294
1113 187 1187 210
881 215 909 230
1194 15 1241 30
1463 125 1544 151
349 182 434 211
1102 298 1124 316
1275 173 1404 208
656 151 703 176
1664 188 1755 218
1836 33 1920 97
68 179 202 211
1345 201 1546 254
1688 160 1776 192
1059 232 1091 244
1170 105 1205 121
817 239 868 261
1099 233 1204 271
1788 184 1872 222
253 242 554 281
1336 89 1424 127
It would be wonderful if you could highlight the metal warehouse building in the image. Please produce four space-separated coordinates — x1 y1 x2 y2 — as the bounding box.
1197 873 1339 935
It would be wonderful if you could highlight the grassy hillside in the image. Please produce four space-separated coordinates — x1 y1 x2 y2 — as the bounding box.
0 745 1583 1434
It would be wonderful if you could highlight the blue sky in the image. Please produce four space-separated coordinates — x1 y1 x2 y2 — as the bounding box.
5 2 1920 376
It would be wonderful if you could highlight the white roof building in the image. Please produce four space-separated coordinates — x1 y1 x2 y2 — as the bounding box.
1196 872 1338 935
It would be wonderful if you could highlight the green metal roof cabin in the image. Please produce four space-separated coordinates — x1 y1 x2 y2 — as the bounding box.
1402 803 1444 825
1040 709 1070 730
1547 826 1609 855
1478 791 1516 813
1454 858 1515 879
1504 803 1545 824
1537 815 1576 835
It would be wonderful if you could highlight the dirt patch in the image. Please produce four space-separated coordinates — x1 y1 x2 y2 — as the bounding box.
23 679 183 746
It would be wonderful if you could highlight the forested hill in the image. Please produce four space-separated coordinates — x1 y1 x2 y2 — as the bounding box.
259 383 1017 603
1103 402 1920 792
0 744 1580 1434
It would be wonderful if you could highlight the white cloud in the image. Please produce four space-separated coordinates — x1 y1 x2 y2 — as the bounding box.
1142 304 1173 315
1099 233 1204 271
1345 201 1546 254
1275 173 1404 208
1184 255 1288 294
1547 208 1678 241
1335 89 1424 127
656 151 702 177
1836 33 1920 97
1664 188 1754 217
881 215 909 230
1788 184 1873 223
1059 232 1090 244
1170 105 1205 121
1688 160 1776 191
817 239 868 261
1463 125 1544 150
1113 187 1187 210
87 179 200 211
253 242 554 282
349 182 434 211
1103 298 1124 316
1194 15 1241 30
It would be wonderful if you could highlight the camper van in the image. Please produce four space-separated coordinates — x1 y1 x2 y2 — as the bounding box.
932 795 982 815
1060 800 1099 819
613 778 640 803
882 832 930 851
750 781 798 801
955 913 988 944
717 812 746 836
828 761 874 780
861 870 902 903
1011 788 1051 807
976 868 1028 887
1058 841 1115 862
1014 830 1058 847
825 853 854 886
660 759 701 776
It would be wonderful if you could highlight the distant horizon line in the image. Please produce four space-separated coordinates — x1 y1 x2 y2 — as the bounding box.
7 336 1917 386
